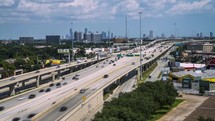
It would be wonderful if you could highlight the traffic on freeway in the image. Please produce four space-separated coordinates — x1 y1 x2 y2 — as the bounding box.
0 41 173 121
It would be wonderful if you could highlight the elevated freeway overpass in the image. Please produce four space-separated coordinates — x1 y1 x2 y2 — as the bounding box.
0 39 175 121
0 57 108 98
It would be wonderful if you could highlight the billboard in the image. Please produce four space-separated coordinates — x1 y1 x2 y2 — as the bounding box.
58 49 70 54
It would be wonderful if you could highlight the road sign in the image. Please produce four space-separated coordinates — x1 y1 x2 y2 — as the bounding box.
57 49 70 54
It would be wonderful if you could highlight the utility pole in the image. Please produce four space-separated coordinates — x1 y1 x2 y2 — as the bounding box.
125 16 128 42
139 11 142 80
71 22 74 62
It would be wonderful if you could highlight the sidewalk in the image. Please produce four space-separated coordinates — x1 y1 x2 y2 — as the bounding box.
158 94 208 121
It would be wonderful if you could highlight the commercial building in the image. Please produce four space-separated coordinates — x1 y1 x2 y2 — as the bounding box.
170 70 215 91
113 37 127 43
74 31 82 42
92 33 102 43
203 43 214 53
187 43 203 52
210 32 213 39
83 33 92 42
149 30 153 39
19 37 34 45
46 35 60 45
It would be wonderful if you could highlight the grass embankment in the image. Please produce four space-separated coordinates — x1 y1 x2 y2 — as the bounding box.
148 99 184 121
138 62 158 85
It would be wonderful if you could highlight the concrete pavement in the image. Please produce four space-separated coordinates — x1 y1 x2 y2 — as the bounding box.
158 94 208 121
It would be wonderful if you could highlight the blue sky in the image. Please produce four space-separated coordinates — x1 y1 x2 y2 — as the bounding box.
0 0 215 39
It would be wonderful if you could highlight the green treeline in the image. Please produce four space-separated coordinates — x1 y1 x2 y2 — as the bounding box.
93 81 178 121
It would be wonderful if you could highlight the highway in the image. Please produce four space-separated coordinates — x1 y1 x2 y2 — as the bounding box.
0 41 173 121
37 43 173 121
0 57 115 120
0 57 108 88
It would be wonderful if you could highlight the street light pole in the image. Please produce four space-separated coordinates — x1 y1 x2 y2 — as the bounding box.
139 11 142 80
71 22 74 62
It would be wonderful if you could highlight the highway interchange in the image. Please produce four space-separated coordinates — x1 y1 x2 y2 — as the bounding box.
0 41 173 121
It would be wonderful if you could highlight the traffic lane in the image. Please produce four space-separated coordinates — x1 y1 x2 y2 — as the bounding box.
40 61 134 121
0 58 112 110
0 58 107 86
0 57 127 120
39 89 93 121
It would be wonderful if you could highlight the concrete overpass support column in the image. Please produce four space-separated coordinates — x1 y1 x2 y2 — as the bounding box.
9 85 15 96
56 70 61 79
36 75 41 88
52 72 55 82
136 68 141 81
22 81 25 87
69 68 73 73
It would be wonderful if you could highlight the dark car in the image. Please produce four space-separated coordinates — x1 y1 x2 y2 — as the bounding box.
80 89 86 93
28 94 36 99
35 70 40 73
72 77 79 80
59 106 67 112
45 88 51 92
103 74 109 78
113 64 116 66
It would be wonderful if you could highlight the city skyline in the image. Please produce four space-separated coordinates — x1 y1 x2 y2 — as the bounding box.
0 0 215 39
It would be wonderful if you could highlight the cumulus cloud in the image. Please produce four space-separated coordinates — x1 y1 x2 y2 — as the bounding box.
168 0 212 14
0 0 15 7
0 0 214 23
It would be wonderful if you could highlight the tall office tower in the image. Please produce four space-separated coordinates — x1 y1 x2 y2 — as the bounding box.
196 33 200 38
143 34 146 39
74 31 82 42
84 28 88 34
46 35 60 45
149 30 153 39
210 32 213 38
70 28 73 40
111 33 114 39
92 32 102 43
161 33 165 38
200 32 203 38
108 30 110 39
101 31 107 40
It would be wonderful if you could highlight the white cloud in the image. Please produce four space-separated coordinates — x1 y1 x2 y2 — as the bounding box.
0 0 214 23
0 0 15 6
168 0 212 14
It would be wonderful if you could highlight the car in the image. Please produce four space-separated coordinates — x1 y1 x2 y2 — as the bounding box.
62 77 65 80
101 66 104 68
80 89 86 93
96 65 99 68
17 96 26 101
103 62 106 64
49 83 54 87
28 94 36 99
103 74 108 78
113 64 116 66
28 113 36 118
132 62 135 65
56 65 60 68
12 117 21 121
148 75 151 78
56 83 61 86
35 70 40 73
0 106 5 111
63 82 67 85
39 89 44 93
75 74 80 77
72 76 79 80
45 88 51 92
10 76 16 80
59 106 67 112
